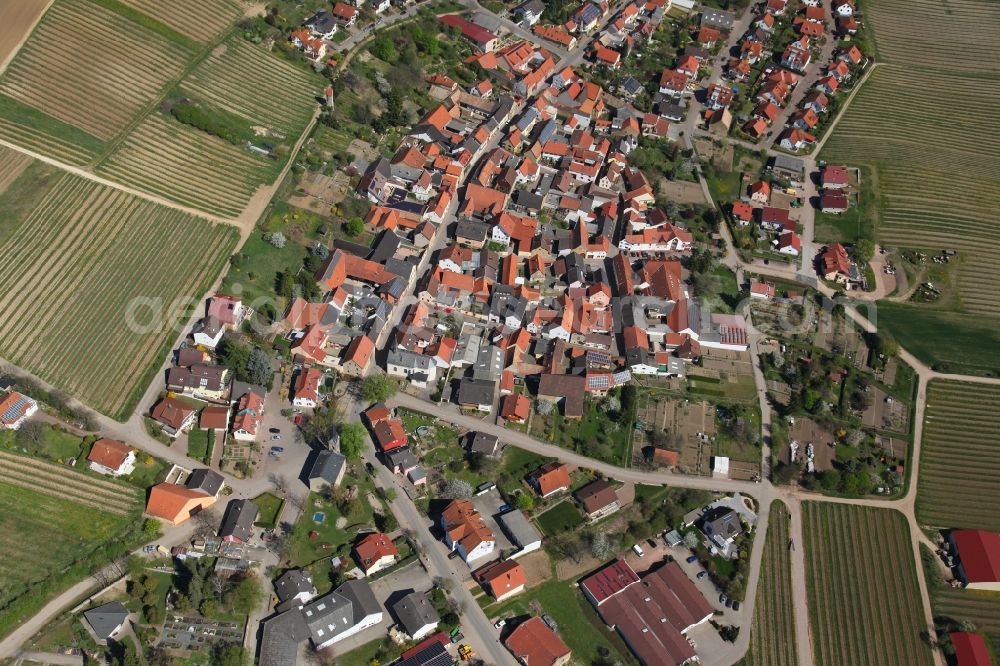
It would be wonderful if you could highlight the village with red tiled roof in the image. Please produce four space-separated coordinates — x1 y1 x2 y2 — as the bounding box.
2 1 982 665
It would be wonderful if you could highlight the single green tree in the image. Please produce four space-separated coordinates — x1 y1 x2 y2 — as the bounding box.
345 217 364 237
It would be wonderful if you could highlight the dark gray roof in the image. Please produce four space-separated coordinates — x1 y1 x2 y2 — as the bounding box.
701 8 734 28
398 641 452 666
469 431 500 456
301 591 354 644
456 219 491 242
498 509 542 548
218 499 259 542
275 569 316 605
391 591 440 637
307 449 346 485
368 230 401 263
259 608 310 666
336 579 383 621
703 506 742 539
770 154 805 175
386 446 418 469
458 379 496 406
186 468 224 497
83 601 128 640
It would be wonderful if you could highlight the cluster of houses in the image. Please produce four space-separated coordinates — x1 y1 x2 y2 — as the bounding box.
729 178 802 257
145 294 288 450
727 0 866 148
583 0 671 71
362 403 428 486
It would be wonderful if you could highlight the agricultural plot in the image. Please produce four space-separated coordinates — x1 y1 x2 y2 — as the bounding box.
916 380 1000 531
803 503 932 666
0 146 31 193
98 113 277 218
0 452 141 637
821 0 1000 323
739 501 796 666
0 0 193 142
179 37 320 136
0 165 237 418
119 0 243 43
932 587 1000 653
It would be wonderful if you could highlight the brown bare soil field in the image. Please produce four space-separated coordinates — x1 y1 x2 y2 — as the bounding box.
0 0 50 68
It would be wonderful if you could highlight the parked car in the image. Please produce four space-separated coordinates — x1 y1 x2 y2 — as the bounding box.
719 593 728 605
269 427 280 434
732 600 741 611
271 434 281 440
498 504 511 513
646 538 657 549
697 571 707 580
632 544 645 557
270 446 284 454
494 619 506 630
686 555 698 564
725 598 735 609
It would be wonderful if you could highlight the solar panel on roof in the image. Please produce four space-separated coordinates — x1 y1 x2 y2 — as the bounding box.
1 397 29 422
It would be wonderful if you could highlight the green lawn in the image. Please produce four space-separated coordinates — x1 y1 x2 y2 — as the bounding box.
285 471 384 588
535 500 584 537
187 429 212 463
485 579 636 665
866 303 1000 377
253 492 285 529
814 166 877 244
530 399 632 466
333 636 402 666
219 230 309 313
0 424 84 463
0 481 142 639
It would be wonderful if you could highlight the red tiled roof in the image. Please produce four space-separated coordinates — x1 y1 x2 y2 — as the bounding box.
475 560 527 598
531 462 571 496
354 532 398 569
503 616 570 666
87 438 132 470
599 561 714 666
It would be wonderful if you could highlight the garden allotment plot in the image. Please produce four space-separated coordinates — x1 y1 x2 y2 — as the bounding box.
0 158 237 418
803 503 931 666
917 380 1000 531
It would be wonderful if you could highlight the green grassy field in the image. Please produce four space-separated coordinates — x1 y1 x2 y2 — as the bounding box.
252 492 285 529
187 429 213 463
813 167 877 244
0 474 142 639
916 380 1000 530
803 503 931 666
739 501 796 666
484 576 636 665
0 162 237 418
868 304 1000 377
821 0 1000 367
535 500 584 536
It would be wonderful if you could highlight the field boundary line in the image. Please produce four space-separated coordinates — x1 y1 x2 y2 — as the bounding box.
815 62 882 155
0 136 232 225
